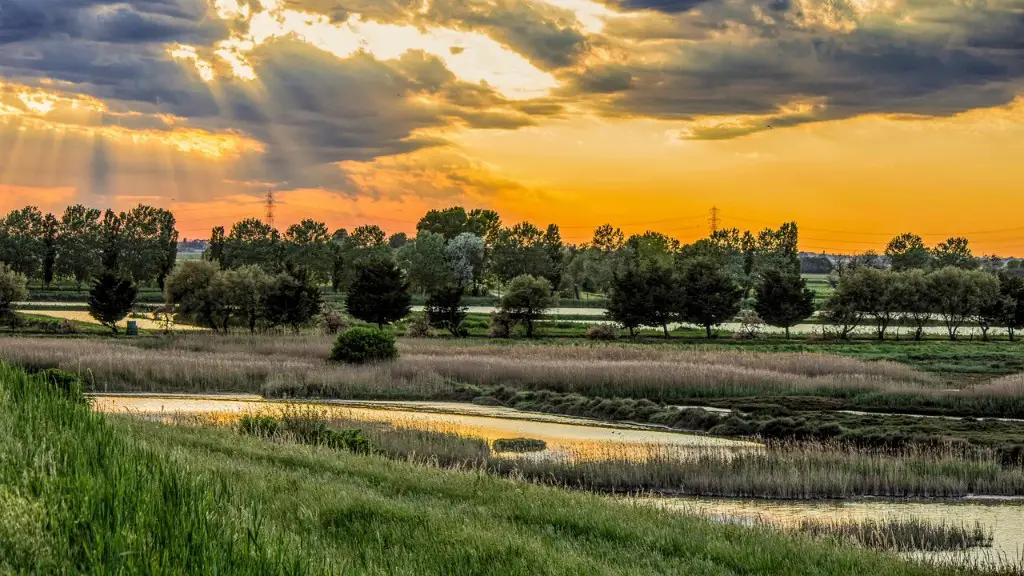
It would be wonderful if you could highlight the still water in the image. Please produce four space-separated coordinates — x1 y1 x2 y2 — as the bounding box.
92 394 758 461
650 497 1024 566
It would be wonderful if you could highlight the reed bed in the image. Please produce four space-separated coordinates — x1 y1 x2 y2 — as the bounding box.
4 337 1022 418
795 517 994 551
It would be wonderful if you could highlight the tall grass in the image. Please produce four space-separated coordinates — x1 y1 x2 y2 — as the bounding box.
0 363 311 574
795 518 993 551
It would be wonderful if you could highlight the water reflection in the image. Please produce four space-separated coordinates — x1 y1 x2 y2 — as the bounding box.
93 395 758 462
650 497 1024 566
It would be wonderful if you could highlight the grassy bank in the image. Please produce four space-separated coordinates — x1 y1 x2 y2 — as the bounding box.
0 364 982 575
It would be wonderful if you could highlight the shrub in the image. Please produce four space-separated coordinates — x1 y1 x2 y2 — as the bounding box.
239 415 281 437
586 323 619 341
37 368 87 403
0 265 28 319
488 311 514 339
493 438 547 453
734 310 764 340
319 309 349 335
330 328 398 364
404 312 431 338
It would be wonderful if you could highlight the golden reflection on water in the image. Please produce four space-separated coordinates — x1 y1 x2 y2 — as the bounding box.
647 497 1024 566
93 395 759 462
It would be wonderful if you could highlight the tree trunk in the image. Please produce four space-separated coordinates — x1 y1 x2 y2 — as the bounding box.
785 326 790 340
1010 327 1016 342
705 324 712 339
249 314 257 335
662 324 670 339
526 319 534 338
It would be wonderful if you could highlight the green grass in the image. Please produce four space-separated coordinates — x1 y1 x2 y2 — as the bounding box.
0 362 990 575
795 517 993 552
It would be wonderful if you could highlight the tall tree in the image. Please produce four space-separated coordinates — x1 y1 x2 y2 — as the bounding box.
284 219 332 283
99 209 124 272
0 206 46 280
678 259 742 338
893 270 934 341
399 231 452 295
0 265 28 320
263 267 323 332
417 206 469 240
928 267 998 340
425 284 468 337
753 270 815 339
41 213 59 288
999 274 1024 342
445 233 485 289
346 258 412 329
222 218 281 270
606 264 649 337
57 205 102 288
591 224 625 253
886 233 932 271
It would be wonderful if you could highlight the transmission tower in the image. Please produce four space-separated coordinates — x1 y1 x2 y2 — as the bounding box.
264 189 276 229
709 206 720 235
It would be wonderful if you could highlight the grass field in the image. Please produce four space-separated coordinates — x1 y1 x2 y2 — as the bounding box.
1 363 989 575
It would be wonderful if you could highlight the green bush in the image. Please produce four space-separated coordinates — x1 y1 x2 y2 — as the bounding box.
330 328 398 364
239 415 281 437
37 368 87 403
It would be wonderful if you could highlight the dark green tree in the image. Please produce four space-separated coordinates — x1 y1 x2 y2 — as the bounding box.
425 284 468 337
753 270 815 339
606 264 649 337
41 213 59 288
932 237 976 270
346 258 412 329
89 271 137 335
886 233 932 271
678 259 742 338
56 205 103 288
263 267 323 332
999 274 1024 342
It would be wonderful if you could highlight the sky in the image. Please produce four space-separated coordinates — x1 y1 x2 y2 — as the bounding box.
0 0 1022 253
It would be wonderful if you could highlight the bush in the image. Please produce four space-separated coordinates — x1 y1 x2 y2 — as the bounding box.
586 323 619 341
239 415 281 437
734 310 764 340
404 312 430 338
0 265 28 318
37 368 87 403
488 311 514 338
319 309 348 335
330 328 398 364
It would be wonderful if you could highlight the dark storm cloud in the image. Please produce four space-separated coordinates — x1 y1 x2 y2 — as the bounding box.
600 0 711 13
570 0 1024 136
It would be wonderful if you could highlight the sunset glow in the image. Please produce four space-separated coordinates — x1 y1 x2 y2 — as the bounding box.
0 0 1022 253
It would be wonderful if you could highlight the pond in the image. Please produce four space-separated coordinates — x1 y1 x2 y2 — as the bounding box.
92 394 759 462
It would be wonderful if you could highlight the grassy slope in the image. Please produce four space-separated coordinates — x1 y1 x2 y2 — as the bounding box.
0 364 980 575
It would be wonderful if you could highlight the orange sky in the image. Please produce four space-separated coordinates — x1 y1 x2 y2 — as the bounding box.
1 0 1023 254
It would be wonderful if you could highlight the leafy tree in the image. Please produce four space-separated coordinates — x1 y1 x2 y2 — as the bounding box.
388 232 408 249
606 264 649 337
490 222 560 285
893 270 934 341
263 267 323 332
799 254 833 275
843 267 901 340
625 231 678 270
350 225 387 248
753 270 815 339
932 237 976 270
0 206 46 280
644 264 684 338
346 258 412 329
927 267 998 340
164 260 224 331
0 265 28 320
399 231 451 295
445 233 485 289
89 271 137 334
119 205 178 286
222 218 281 271
41 213 59 288
207 226 227 267
425 284 468 337
977 287 1009 342
591 224 625 253
223 265 273 334
56 205 103 288
677 259 742 338
99 209 124 272
499 274 557 338
999 274 1024 342
886 233 932 271
417 206 470 240
284 219 332 283
466 209 502 245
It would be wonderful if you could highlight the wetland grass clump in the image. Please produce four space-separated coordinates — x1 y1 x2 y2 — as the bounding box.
239 409 370 454
796 517 994 552
493 438 548 453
